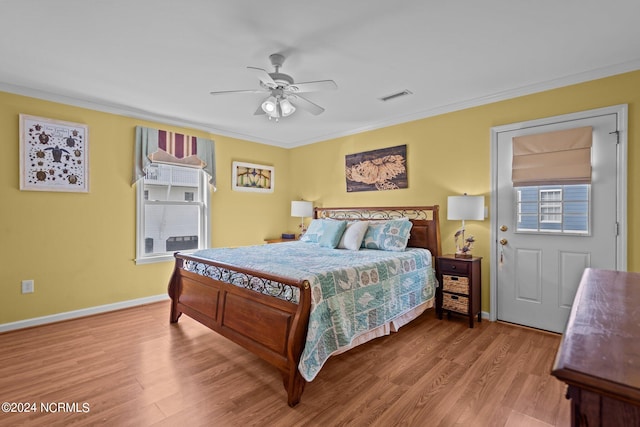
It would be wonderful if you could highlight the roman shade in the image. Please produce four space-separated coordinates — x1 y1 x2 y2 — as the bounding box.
132 126 216 188
512 126 592 187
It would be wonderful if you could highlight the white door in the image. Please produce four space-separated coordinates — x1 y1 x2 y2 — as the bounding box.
492 106 626 333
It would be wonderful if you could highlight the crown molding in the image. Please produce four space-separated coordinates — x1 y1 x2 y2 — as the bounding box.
2 58 639 149
0 82 285 147
286 58 640 148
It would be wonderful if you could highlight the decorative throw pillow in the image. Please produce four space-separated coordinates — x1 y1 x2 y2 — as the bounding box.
337 221 369 250
361 219 413 251
318 220 347 248
300 219 325 243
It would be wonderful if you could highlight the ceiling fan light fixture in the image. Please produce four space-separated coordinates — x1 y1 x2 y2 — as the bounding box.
211 54 336 121
279 98 296 117
261 96 278 114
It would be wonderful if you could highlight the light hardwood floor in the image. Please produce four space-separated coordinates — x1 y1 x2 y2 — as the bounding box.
0 301 569 426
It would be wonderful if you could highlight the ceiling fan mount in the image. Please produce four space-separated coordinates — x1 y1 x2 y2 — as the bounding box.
259 54 294 88
210 53 337 121
268 53 286 70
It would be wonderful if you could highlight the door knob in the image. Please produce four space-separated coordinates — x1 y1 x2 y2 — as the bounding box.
500 239 508 245
500 225 508 232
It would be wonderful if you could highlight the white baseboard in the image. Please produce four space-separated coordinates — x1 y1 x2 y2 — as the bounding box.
0 294 169 333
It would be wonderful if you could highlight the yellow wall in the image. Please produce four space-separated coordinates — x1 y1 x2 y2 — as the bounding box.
290 70 640 312
0 92 291 324
1 69 638 325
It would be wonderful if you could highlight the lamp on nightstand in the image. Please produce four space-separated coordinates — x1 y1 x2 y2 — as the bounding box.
448 193 484 258
291 201 313 237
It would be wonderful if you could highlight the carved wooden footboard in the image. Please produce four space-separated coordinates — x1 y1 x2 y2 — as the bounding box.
168 254 312 406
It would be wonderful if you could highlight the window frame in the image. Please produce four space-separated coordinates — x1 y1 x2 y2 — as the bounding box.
135 163 210 264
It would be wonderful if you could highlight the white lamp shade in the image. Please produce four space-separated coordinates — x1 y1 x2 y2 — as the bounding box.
280 98 296 116
261 96 277 114
447 195 484 221
291 201 313 217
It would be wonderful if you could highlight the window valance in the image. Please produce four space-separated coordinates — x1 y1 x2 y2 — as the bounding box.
512 126 592 187
132 126 216 189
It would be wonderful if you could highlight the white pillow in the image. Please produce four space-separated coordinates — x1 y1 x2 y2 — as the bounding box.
337 221 369 250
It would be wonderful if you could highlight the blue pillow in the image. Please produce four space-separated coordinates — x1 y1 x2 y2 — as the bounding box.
300 219 325 243
318 220 347 248
361 219 413 251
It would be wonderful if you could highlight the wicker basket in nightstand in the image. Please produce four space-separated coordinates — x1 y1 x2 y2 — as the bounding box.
442 275 469 295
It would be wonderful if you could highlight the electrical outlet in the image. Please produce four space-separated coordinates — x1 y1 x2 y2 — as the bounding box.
21 279 34 294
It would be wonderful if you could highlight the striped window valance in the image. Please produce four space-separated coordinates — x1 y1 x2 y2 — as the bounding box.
132 126 216 188
512 126 592 187
156 130 199 161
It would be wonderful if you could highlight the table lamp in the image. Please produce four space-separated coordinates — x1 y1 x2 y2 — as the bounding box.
447 193 484 258
291 201 313 237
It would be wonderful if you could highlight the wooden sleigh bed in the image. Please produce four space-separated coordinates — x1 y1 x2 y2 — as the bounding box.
168 206 442 406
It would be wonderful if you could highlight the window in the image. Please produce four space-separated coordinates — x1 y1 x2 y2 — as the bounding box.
516 185 589 235
136 163 210 264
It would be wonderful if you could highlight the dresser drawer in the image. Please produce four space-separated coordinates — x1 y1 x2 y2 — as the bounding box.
443 275 469 295
442 293 469 314
438 260 470 275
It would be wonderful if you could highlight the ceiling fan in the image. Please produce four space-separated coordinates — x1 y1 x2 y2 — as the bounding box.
210 53 337 121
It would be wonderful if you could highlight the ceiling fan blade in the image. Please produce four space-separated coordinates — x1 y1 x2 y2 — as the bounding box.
288 80 338 93
254 96 270 115
210 89 269 96
247 66 277 88
290 95 325 116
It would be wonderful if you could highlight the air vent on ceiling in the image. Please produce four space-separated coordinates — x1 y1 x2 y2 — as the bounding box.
379 90 413 102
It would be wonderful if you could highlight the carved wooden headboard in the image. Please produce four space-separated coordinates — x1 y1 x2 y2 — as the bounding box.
314 205 442 259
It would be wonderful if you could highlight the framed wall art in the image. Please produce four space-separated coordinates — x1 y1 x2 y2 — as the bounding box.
345 144 407 192
232 161 274 193
19 114 89 192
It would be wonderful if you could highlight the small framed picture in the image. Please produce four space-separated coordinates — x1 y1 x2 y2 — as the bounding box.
19 114 89 193
232 161 274 193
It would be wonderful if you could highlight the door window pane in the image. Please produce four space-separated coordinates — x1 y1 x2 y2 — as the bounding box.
516 185 589 235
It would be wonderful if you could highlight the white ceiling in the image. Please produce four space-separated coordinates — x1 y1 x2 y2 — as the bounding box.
1 1 639 148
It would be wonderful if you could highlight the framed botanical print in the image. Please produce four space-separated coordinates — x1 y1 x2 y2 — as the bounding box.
232 161 274 193
19 114 89 192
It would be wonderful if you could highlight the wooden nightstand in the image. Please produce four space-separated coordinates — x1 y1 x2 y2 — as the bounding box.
436 254 482 328
264 237 297 244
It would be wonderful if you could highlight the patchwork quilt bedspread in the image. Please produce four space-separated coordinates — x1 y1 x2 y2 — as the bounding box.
189 241 436 381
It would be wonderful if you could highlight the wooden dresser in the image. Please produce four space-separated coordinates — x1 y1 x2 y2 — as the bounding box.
551 268 640 426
